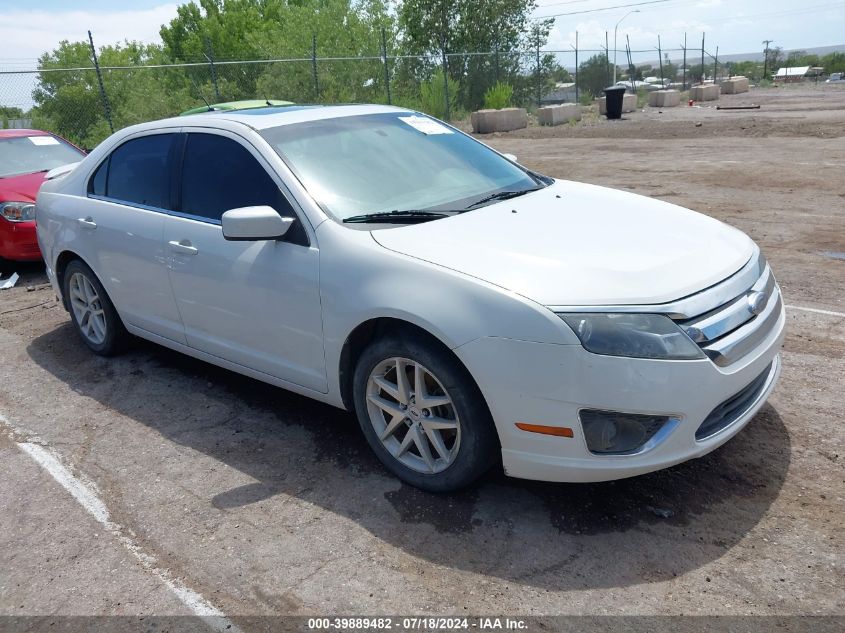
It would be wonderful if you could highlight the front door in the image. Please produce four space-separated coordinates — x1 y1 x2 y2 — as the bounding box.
164 131 326 392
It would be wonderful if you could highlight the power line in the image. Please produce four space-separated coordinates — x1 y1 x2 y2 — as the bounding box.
533 0 679 20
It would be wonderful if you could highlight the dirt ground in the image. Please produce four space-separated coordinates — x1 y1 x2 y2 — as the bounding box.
0 84 843 628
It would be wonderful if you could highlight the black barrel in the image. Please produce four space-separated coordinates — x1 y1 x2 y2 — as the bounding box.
603 85 627 119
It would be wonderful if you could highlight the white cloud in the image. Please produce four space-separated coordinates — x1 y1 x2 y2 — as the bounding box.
0 4 179 68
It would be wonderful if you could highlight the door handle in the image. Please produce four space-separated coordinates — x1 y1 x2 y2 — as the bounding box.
168 239 198 256
77 217 97 230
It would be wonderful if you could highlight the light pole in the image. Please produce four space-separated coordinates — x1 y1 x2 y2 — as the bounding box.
613 9 640 85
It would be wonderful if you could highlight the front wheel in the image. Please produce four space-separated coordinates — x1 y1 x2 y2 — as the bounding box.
62 259 129 356
353 334 497 492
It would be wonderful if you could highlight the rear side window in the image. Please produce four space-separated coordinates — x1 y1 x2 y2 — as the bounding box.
93 134 174 209
180 133 294 222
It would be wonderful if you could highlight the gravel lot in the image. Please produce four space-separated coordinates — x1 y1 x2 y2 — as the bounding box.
1 84 843 628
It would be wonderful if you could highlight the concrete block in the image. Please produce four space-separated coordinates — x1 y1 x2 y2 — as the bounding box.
720 77 749 94
690 84 720 101
647 89 681 107
537 103 582 126
470 108 528 134
598 93 637 115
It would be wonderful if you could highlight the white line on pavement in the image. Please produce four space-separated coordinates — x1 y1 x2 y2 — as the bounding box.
786 305 845 318
1 414 240 632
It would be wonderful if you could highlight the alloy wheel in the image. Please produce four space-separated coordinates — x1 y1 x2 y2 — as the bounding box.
68 272 107 345
365 357 461 474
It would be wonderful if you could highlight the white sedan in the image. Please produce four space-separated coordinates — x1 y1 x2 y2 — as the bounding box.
36 105 784 491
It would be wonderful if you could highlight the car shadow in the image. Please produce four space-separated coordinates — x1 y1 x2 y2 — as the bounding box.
27 322 791 591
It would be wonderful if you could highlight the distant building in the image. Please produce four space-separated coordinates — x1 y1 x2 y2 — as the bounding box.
773 66 824 82
541 82 577 105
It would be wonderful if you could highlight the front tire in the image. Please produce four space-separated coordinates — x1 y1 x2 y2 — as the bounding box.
353 333 497 492
62 259 129 356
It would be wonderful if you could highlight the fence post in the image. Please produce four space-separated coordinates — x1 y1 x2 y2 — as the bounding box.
381 27 391 105
605 31 610 87
87 30 113 134
701 33 705 83
311 34 319 101
494 43 500 84
657 35 664 86
713 46 719 84
535 34 541 109
574 31 579 104
682 33 687 90
626 35 636 94
204 37 220 101
441 49 450 121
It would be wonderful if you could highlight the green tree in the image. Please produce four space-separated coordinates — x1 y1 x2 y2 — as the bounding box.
398 0 543 111
576 53 610 99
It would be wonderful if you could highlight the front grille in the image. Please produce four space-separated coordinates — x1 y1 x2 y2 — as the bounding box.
674 261 781 366
695 361 773 440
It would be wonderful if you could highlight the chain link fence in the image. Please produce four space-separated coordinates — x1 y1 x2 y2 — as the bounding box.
1 36 726 149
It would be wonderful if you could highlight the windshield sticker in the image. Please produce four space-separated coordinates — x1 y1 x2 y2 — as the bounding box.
399 115 454 135
29 136 60 146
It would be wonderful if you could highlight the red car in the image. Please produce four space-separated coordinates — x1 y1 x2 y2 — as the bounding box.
0 129 85 261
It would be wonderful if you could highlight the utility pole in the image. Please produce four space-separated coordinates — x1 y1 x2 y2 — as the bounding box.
762 39 773 80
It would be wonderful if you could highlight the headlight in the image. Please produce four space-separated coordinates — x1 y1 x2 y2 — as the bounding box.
558 312 705 360
0 201 36 222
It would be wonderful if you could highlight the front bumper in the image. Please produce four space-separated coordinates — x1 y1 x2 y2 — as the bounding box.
0 218 41 261
454 301 785 483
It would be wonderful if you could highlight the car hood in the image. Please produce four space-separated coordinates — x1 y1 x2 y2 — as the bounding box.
0 171 46 203
371 179 755 306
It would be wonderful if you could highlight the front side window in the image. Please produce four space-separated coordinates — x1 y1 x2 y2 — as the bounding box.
97 134 174 209
259 112 543 222
180 133 294 222
0 135 84 179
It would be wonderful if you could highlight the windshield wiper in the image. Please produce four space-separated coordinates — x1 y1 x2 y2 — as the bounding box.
343 209 456 224
465 188 541 210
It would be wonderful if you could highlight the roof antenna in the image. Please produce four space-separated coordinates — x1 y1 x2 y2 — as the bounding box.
189 76 213 111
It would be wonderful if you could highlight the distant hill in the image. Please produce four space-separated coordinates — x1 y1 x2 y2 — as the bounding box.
716 43 845 63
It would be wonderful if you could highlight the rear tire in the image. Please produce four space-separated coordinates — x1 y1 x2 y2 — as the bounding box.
353 333 497 492
62 259 129 356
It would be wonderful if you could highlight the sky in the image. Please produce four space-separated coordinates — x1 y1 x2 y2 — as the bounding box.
0 0 843 70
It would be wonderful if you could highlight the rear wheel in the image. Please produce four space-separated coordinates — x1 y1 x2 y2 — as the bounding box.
62 259 129 356
353 334 497 492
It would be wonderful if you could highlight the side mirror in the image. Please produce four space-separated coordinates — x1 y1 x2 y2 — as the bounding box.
221 206 294 241
503 153 518 163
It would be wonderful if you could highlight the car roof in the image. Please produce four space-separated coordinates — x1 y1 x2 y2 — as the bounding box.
0 129 51 138
175 103 414 131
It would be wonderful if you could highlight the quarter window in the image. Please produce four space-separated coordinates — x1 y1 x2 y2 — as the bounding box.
180 133 294 222
93 134 175 209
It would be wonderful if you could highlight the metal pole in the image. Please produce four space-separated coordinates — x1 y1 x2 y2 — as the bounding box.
626 36 636 95
381 27 391 105
682 33 687 90
763 39 772 80
494 43 500 83
204 37 220 101
574 31 579 103
87 30 113 134
442 48 450 120
701 32 705 83
311 34 319 101
713 46 719 84
605 31 610 87
536 30 541 109
657 35 664 86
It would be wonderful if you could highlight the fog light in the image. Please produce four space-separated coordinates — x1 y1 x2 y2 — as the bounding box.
580 409 671 455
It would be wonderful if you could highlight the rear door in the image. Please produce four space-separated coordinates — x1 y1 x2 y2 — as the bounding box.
85 131 185 343
163 130 326 392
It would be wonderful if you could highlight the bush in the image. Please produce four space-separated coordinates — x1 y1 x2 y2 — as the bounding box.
482 81 513 110
419 70 459 121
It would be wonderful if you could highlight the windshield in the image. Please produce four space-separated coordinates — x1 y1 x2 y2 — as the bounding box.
0 135 84 179
259 112 543 222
